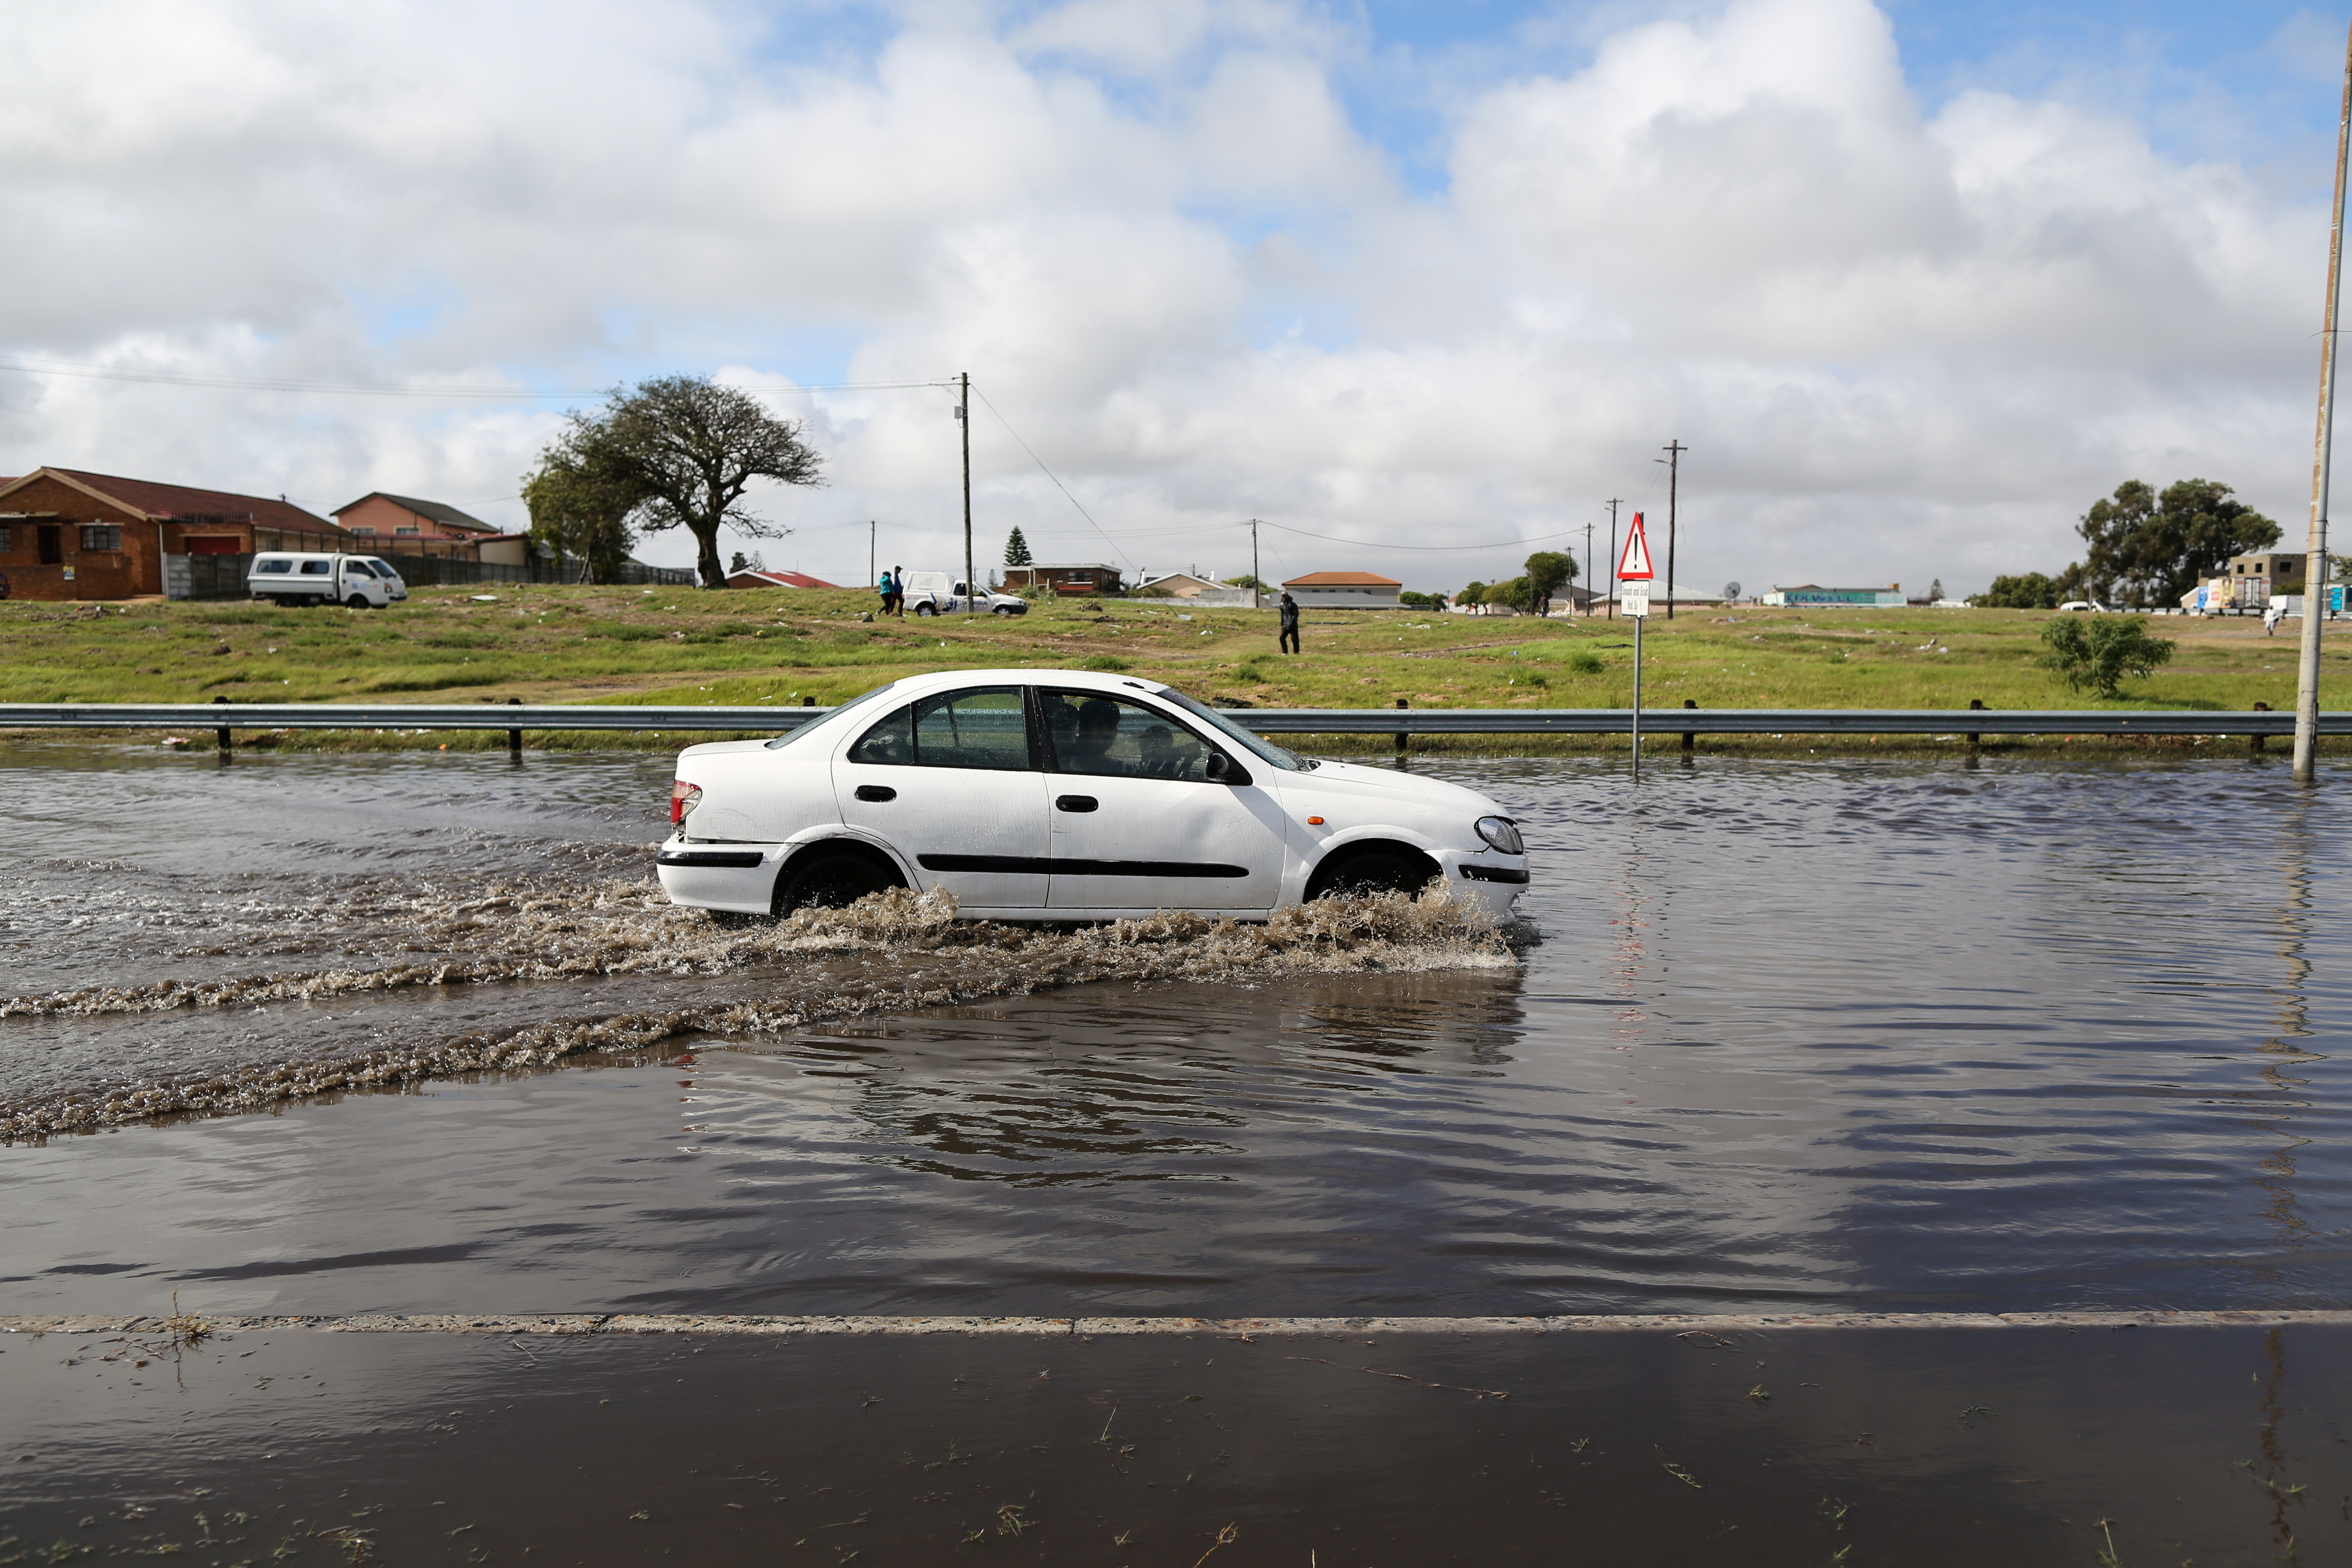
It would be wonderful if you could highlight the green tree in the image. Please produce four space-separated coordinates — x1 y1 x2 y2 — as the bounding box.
2041 614 2174 698
2075 478 2280 607
521 416 645 585
589 375 825 589
1492 575 1534 612
1524 550 1577 617
1456 580 1488 606
1223 573 1267 590
1971 572 2061 609
1004 526 1034 567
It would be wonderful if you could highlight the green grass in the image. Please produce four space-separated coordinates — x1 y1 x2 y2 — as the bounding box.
3 585 2346 754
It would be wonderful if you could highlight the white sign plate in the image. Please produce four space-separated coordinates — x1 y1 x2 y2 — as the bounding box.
1622 584 1650 618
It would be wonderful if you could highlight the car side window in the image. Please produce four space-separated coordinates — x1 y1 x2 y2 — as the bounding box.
1039 690 1213 780
256 560 291 574
847 687 1033 770
299 560 329 575
344 561 376 578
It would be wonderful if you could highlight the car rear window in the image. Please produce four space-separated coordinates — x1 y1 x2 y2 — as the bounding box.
848 687 1033 770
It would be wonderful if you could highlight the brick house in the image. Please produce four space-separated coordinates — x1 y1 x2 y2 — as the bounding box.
0 468 347 601
331 492 504 558
1281 570 1403 607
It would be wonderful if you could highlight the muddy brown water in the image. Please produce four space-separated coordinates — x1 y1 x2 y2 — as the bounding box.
3 743 2343 1319
3 742 2347 1563
1 1322 2346 1566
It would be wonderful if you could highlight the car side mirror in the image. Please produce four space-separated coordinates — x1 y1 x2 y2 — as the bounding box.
1205 752 1250 787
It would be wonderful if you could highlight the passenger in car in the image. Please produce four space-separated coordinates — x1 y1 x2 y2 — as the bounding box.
1063 699 1122 771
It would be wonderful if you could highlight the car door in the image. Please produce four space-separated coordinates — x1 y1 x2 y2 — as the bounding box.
1036 688 1287 915
833 684 1050 913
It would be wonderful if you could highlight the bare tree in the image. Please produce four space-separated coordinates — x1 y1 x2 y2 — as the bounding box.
599 375 826 588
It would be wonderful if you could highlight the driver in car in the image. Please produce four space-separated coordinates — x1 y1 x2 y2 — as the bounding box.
1062 698 1123 772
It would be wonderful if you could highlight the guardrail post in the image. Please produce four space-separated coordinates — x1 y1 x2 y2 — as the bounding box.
1967 697 1983 748
1681 697 1697 752
507 696 523 760
212 694 231 755
2252 701 2270 756
1394 697 1408 756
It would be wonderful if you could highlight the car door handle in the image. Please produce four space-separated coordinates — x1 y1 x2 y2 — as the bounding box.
1055 794 1098 813
855 785 897 803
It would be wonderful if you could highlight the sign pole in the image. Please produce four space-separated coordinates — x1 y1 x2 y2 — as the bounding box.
1618 511 1655 783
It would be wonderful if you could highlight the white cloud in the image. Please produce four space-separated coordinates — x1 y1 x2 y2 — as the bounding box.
0 0 2332 594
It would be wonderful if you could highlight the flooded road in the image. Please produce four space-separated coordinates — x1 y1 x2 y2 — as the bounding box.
3 743 2345 1320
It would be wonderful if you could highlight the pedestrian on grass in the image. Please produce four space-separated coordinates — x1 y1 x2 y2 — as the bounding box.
2264 599 2284 636
1277 591 1301 655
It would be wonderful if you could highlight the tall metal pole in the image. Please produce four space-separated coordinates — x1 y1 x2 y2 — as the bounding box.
1631 614 1643 782
1607 498 1622 619
1583 522 1594 616
2295 21 2352 782
868 519 875 593
1662 440 1686 619
1251 518 1262 610
960 372 974 617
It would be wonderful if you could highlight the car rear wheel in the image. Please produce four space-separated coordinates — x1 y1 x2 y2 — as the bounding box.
1307 844 1440 900
774 846 907 915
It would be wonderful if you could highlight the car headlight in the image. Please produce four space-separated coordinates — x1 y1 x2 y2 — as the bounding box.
1475 816 1524 855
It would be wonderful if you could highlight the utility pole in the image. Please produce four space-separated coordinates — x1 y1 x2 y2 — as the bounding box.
1662 440 1686 619
1582 522 1594 617
958 372 974 616
2297 19 2352 782
1606 498 1623 619
1250 518 1262 610
868 519 875 591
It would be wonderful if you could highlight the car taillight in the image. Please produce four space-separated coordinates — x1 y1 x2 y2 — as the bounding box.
669 780 701 825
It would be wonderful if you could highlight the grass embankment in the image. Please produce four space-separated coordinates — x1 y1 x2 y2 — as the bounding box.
3 585 2344 755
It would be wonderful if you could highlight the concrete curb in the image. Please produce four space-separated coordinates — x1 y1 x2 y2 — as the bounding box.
6 1310 2348 1338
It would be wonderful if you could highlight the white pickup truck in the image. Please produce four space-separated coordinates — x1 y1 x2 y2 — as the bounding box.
248 551 404 608
901 571 1029 616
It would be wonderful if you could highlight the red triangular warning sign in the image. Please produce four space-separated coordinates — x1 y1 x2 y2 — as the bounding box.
1618 512 1654 580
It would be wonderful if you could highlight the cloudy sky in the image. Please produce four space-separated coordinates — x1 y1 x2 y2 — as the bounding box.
3 0 2347 595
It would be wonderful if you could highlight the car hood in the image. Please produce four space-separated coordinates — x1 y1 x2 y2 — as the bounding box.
1282 759 1505 816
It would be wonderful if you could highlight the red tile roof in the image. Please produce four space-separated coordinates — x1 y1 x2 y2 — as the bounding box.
3 468 341 532
1283 570 1401 586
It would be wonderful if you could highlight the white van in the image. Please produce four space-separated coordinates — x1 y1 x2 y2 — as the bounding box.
901 571 1028 616
248 552 397 608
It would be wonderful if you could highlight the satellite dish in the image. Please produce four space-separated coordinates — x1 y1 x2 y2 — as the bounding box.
1724 580 1742 602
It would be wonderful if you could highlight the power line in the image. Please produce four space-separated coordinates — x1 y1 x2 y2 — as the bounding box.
966 383 1136 570
0 355 952 399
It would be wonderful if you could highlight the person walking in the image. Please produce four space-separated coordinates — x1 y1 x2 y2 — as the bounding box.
2264 598 2284 637
1277 591 1301 655
879 566 905 618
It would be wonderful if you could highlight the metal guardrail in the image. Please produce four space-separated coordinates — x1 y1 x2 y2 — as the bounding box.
0 702 2340 737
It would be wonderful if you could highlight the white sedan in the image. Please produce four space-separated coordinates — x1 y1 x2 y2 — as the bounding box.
656 668 1529 922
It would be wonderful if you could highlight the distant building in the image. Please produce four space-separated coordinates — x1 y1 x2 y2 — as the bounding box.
1283 570 1402 608
727 568 839 589
1136 572 1223 598
1761 584 1906 608
1003 562 1122 596
331 492 505 558
0 467 348 601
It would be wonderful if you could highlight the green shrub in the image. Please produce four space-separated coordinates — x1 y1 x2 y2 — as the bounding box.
1084 655 1131 672
2041 614 2173 698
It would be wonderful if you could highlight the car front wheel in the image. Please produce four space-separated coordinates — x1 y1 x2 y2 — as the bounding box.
1307 845 1440 900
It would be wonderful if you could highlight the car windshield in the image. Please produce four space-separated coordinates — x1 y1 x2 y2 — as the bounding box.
1155 688 1307 772
343 561 376 578
761 680 899 750
366 559 399 578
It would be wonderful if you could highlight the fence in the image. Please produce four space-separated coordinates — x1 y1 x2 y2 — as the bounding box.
162 550 697 600
4 702 2343 741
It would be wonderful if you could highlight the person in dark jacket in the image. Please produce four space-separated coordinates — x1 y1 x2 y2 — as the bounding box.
1277 591 1301 655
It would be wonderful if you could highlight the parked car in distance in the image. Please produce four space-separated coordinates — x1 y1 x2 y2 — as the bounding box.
900 570 1028 616
2056 600 2109 613
248 551 398 608
656 668 1530 923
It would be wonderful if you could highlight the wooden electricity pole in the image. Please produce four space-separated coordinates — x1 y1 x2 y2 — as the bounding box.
958 373 974 616
1606 498 1622 619
1662 440 1686 619
2296 20 2352 781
